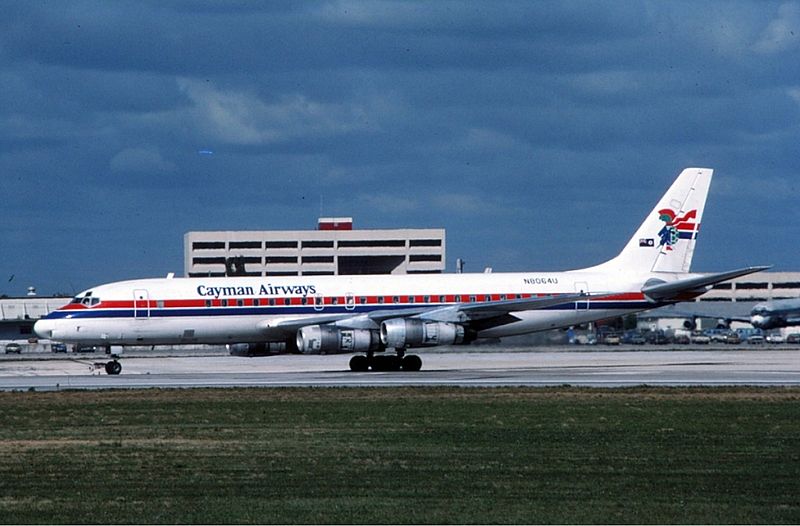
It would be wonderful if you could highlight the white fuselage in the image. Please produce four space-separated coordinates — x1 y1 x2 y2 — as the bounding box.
34 270 665 347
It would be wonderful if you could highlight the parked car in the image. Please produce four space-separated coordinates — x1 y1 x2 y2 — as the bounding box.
725 332 741 344
673 333 691 344
786 334 800 344
747 335 765 345
75 345 99 353
622 331 646 345
51 342 67 353
646 331 670 344
573 334 597 345
766 333 784 344
4 343 22 354
690 332 710 344
706 330 729 343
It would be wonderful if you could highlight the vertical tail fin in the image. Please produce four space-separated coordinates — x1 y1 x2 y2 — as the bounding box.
590 167 713 275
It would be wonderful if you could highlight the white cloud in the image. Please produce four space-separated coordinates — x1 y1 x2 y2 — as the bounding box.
109 147 176 174
178 79 375 145
754 2 800 54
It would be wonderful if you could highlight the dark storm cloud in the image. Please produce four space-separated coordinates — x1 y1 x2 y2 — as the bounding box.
1 1 799 294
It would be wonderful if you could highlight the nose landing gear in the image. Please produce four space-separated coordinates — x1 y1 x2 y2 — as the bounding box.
93 345 123 375
104 360 122 375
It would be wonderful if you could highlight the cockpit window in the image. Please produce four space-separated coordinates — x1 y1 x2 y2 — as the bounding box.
72 291 100 306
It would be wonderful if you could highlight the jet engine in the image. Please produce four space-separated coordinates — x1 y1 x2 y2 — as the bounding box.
296 325 381 354
227 341 291 356
380 318 466 348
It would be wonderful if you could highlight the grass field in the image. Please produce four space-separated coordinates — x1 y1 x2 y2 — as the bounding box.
0 387 798 524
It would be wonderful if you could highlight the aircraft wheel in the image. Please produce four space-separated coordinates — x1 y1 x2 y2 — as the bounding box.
349 355 369 372
105 361 122 375
371 355 401 372
401 354 422 372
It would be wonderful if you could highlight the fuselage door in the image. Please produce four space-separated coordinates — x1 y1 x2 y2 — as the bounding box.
574 282 590 311
134 289 150 319
345 292 355 311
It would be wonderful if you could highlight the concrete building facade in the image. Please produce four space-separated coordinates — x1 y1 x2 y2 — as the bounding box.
696 271 800 303
184 217 446 278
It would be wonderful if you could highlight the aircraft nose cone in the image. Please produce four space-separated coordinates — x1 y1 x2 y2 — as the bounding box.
33 319 53 339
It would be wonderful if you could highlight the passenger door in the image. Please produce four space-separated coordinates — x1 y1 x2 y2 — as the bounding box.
133 289 150 319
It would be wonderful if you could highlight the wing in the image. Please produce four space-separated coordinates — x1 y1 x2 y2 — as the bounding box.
258 292 601 337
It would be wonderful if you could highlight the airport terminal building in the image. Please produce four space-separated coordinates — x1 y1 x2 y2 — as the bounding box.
184 217 446 278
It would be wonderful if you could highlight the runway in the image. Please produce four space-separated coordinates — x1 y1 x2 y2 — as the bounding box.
1 347 799 390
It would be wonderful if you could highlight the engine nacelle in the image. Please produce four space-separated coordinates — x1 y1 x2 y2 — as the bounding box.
228 342 289 356
296 325 381 355
380 318 465 348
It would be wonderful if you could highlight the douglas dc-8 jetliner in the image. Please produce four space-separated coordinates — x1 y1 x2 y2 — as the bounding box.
35 168 768 374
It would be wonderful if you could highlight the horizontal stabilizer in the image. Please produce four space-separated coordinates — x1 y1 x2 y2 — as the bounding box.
642 266 771 302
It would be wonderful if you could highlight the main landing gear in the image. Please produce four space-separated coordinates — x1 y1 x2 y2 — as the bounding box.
349 349 422 372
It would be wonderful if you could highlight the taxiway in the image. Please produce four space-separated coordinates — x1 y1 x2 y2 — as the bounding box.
0 347 799 390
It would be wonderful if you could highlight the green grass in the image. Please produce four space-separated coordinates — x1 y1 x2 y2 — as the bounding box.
0 387 798 524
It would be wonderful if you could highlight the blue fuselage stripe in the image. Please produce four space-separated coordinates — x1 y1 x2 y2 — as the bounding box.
44 301 656 320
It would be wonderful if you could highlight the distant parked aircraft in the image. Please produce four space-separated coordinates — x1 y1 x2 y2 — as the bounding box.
741 298 800 330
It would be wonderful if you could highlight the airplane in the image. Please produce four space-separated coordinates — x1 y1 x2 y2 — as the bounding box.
650 296 800 332
34 167 769 375
731 298 800 330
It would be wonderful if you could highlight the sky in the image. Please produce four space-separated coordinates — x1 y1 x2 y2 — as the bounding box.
2 1 799 296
